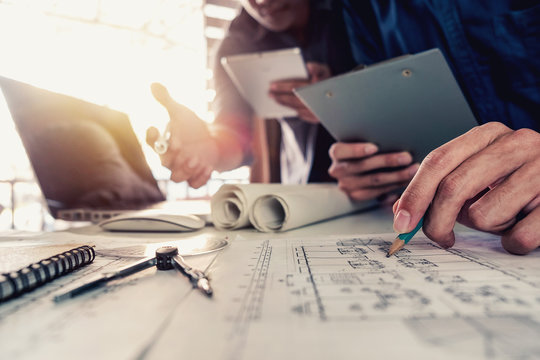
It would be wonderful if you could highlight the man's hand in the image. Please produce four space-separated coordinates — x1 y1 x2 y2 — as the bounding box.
146 83 218 189
328 142 419 203
393 122 540 254
269 62 331 123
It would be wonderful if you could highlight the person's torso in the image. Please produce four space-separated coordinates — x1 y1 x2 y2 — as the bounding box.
343 0 540 131
217 0 357 183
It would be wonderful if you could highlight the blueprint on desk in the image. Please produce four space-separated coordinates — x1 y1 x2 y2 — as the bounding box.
144 232 540 360
1 230 540 360
0 230 221 360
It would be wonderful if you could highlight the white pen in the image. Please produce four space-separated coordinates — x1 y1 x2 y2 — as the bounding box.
153 122 170 155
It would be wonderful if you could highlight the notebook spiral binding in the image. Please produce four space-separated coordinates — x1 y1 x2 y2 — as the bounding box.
0 245 95 302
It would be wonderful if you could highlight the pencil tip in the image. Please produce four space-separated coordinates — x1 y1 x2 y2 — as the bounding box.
386 237 405 258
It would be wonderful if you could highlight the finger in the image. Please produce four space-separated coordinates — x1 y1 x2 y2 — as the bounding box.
523 195 540 214
160 150 177 170
425 128 533 246
183 155 213 187
347 182 409 202
392 198 400 214
306 62 331 82
297 109 319 124
146 126 159 146
159 140 183 169
151 82 198 124
423 209 455 248
328 142 379 161
465 161 540 233
168 153 192 183
394 122 513 234
329 152 413 177
270 80 309 93
337 163 419 190
455 187 491 229
166 134 182 153
150 82 174 107
189 166 213 189
270 93 305 109
501 206 540 255
184 156 201 173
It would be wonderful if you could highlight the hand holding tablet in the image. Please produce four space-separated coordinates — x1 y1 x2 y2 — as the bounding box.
295 49 478 202
221 47 308 118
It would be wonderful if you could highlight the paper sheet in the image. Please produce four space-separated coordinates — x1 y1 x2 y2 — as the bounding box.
143 231 540 360
3 230 540 360
211 183 375 232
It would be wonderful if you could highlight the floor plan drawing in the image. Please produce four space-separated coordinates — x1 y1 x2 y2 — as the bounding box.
3 230 540 360
153 232 540 360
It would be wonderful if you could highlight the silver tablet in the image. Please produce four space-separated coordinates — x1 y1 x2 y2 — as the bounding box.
221 47 308 119
294 49 478 162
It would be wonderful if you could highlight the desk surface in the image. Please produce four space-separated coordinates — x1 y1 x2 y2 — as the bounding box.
1 207 540 360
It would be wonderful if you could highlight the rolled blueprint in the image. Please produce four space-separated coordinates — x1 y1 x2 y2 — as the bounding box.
211 183 375 232
210 183 289 230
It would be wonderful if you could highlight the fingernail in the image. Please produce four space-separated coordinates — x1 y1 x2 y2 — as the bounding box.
364 144 378 155
394 209 411 233
397 153 412 165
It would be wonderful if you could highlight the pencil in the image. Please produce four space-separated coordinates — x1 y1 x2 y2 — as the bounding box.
386 216 424 257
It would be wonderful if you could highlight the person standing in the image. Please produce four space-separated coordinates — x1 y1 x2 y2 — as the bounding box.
146 0 417 195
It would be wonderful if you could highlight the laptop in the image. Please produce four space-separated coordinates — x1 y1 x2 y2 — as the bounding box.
0 75 209 223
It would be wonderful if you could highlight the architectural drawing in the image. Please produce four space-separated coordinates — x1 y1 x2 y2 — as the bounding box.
2 231 540 360
204 233 540 359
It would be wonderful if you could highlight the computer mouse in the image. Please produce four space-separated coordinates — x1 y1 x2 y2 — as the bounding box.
98 210 206 232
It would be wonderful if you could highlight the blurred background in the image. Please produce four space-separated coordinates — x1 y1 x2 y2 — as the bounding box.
0 0 247 231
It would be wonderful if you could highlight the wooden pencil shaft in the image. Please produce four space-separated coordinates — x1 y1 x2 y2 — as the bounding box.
387 238 405 257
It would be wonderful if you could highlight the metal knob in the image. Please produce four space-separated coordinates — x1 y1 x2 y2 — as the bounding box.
156 246 179 270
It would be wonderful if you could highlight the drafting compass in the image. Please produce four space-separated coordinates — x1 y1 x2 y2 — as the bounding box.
54 246 212 302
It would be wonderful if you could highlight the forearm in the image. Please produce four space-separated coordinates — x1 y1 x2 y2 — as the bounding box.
208 109 254 172
209 124 246 172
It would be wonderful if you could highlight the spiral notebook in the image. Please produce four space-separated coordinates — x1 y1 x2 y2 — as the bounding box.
0 245 95 302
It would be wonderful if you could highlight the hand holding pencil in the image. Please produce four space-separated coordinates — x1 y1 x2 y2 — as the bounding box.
387 216 424 257
389 123 540 255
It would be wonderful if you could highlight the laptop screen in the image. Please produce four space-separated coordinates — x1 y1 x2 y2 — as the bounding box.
0 76 166 218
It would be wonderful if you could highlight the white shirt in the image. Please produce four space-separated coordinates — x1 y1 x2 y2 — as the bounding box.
278 118 318 184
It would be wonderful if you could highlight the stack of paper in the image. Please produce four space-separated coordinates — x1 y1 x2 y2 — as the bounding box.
210 184 375 232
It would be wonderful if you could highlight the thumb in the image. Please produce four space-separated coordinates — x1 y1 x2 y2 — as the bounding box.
151 82 197 121
150 82 175 108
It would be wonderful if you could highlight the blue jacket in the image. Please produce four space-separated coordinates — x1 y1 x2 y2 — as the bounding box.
342 0 539 131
